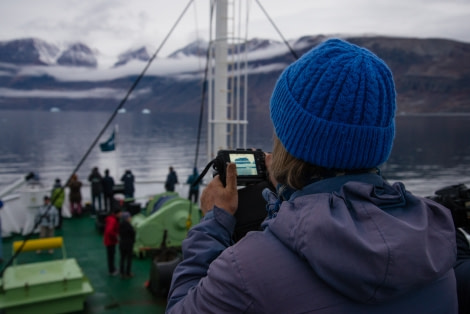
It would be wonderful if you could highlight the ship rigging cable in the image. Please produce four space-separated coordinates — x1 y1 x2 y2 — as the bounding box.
255 0 299 60
0 0 195 277
1 0 300 276
192 1 215 169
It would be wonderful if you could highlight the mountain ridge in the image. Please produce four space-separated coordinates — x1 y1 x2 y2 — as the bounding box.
0 35 469 114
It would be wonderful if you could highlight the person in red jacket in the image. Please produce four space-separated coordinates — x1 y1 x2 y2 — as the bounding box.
104 208 121 276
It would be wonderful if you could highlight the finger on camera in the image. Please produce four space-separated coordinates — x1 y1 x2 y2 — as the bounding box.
225 163 237 191
211 174 223 187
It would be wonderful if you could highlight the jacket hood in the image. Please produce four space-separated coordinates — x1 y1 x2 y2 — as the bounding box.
267 174 456 303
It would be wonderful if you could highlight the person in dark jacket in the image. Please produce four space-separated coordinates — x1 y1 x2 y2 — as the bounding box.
165 166 178 192
166 39 457 313
88 167 103 212
120 169 135 199
104 208 121 276
102 169 115 213
186 167 200 203
119 211 136 278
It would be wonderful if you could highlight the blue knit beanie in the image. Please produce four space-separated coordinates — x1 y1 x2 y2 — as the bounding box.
270 38 396 169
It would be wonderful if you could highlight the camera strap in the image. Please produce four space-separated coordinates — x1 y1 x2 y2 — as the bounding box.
191 159 217 188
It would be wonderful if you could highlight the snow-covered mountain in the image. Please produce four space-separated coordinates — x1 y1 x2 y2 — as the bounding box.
0 38 59 65
0 38 97 67
0 37 289 68
114 47 151 67
168 39 209 58
56 43 97 68
0 36 469 114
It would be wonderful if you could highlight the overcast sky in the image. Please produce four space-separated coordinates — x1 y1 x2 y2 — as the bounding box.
1 0 470 61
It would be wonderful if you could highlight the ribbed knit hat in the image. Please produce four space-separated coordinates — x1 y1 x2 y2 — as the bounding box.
270 38 396 169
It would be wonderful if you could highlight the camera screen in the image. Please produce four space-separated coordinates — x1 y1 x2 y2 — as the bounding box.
229 153 258 176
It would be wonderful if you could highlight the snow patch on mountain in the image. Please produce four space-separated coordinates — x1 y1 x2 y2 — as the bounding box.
0 35 308 82
114 47 151 67
168 39 208 58
57 43 97 68
33 38 60 65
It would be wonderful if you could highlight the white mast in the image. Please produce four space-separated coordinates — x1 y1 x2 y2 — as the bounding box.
207 0 249 162
212 0 229 154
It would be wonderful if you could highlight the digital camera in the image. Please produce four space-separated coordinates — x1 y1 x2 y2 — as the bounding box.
213 149 268 186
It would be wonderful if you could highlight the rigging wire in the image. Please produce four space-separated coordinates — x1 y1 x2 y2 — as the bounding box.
192 0 204 70
254 0 299 60
65 0 195 187
1 0 299 275
186 0 300 229
187 2 216 231
0 0 195 277
192 2 215 170
192 0 297 184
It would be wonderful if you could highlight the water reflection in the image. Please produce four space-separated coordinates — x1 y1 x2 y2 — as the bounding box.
0 111 468 197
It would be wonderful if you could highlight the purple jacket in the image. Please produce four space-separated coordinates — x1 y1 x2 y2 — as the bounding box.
167 174 457 313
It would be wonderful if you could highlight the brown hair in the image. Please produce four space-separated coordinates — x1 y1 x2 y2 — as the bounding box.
270 135 376 190
270 136 325 189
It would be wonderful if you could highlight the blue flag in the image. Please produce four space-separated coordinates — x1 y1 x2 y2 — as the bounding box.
100 131 115 152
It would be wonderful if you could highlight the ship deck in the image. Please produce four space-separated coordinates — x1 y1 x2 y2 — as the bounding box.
0 213 168 313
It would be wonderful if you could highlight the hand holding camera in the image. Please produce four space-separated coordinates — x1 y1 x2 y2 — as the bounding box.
213 149 268 187
199 148 270 217
200 163 239 216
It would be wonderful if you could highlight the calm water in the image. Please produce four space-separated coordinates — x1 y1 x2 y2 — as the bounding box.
0 110 469 198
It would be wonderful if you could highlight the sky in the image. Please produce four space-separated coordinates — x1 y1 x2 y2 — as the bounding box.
1 0 470 65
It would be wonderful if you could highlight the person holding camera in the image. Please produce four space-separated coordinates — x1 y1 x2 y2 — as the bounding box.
166 39 457 313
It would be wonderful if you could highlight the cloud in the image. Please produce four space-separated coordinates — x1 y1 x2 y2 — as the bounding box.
13 57 207 82
1 0 470 63
0 87 151 99
4 39 291 82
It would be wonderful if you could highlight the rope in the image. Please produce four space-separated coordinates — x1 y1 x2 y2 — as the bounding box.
0 0 195 277
186 1 216 231
192 1 215 169
254 0 299 60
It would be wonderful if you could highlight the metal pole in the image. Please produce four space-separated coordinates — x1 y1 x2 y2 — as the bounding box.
212 0 229 156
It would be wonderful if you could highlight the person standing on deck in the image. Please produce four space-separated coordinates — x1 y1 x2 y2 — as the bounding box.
67 173 83 216
119 211 136 279
121 170 135 199
102 169 115 213
35 196 59 254
166 39 457 313
165 166 178 192
186 167 200 203
104 208 121 276
51 178 65 229
88 167 103 213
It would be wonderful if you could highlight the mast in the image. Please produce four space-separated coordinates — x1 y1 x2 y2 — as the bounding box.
207 0 249 162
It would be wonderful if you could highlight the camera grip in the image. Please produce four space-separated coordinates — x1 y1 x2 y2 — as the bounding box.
212 157 228 186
